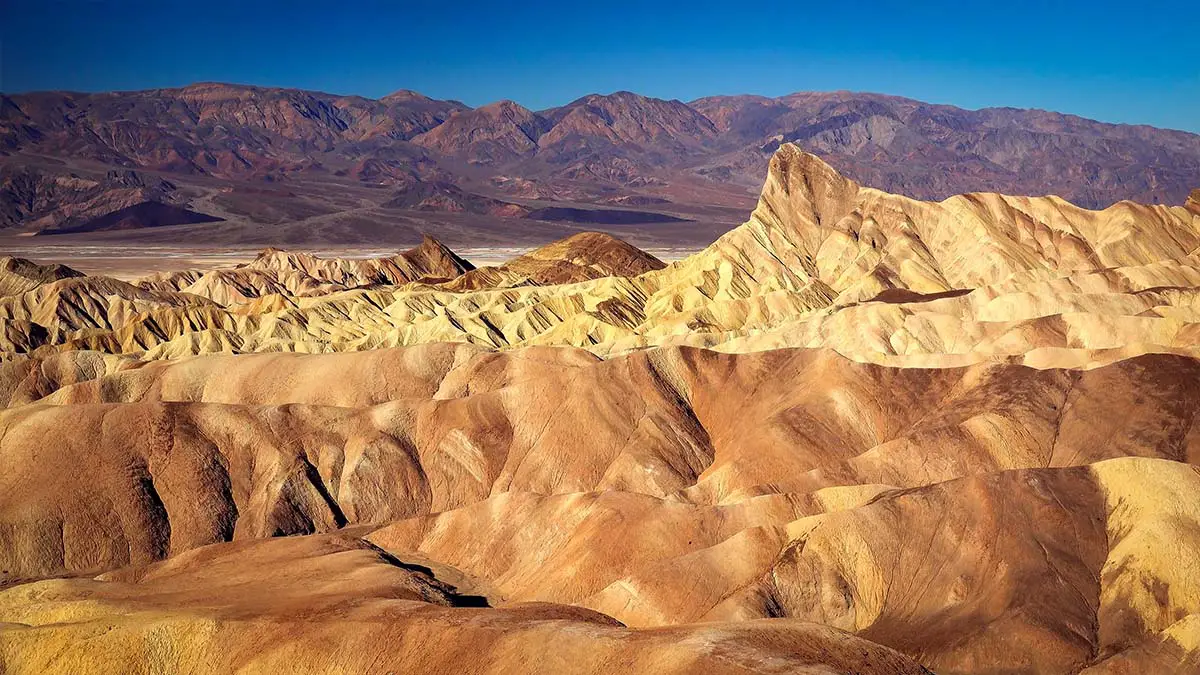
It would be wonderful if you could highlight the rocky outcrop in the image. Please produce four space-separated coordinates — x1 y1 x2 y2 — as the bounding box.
136 234 474 303
0 257 83 296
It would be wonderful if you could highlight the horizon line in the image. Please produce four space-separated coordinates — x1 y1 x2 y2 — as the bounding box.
4 80 1197 136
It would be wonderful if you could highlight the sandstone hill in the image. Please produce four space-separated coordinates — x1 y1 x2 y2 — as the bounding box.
2 145 1200 673
443 231 666 290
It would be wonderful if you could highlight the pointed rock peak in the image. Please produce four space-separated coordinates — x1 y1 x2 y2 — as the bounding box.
767 144 854 190
468 100 540 123
407 234 475 274
763 144 860 208
482 99 526 112
1187 188 1200 215
747 144 861 241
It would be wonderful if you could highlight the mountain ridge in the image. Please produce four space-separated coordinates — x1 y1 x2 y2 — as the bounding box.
4 83 1200 242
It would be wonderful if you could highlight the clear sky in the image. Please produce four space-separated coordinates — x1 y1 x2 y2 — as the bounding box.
2 0 1197 132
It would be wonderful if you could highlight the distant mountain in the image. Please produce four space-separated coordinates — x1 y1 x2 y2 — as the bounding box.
0 82 466 177
408 92 721 183
411 100 551 164
39 201 222 235
2 83 1199 239
690 91 1200 207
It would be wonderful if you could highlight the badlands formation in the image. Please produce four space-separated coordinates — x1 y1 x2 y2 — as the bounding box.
1 145 1200 673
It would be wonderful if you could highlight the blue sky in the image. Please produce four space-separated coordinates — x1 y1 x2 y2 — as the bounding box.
3 0 1198 132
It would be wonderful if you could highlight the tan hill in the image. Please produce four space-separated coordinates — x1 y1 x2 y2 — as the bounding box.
444 231 665 290
0 532 930 675
135 234 472 304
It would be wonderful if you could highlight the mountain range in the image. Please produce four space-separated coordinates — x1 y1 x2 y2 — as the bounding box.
3 83 1200 246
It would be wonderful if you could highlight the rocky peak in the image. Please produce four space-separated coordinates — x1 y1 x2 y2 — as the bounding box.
412 100 550 162
539 92 718 149
522 231 665 274
753 143 860 236
407 233 475 276
381 89 434 103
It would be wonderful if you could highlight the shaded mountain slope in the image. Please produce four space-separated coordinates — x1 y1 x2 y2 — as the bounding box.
37 200 221 234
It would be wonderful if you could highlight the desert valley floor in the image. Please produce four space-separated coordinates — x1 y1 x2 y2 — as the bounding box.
1 145 1200 674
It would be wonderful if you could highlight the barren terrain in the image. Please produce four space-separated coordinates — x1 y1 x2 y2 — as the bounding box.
1 145 1199 674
